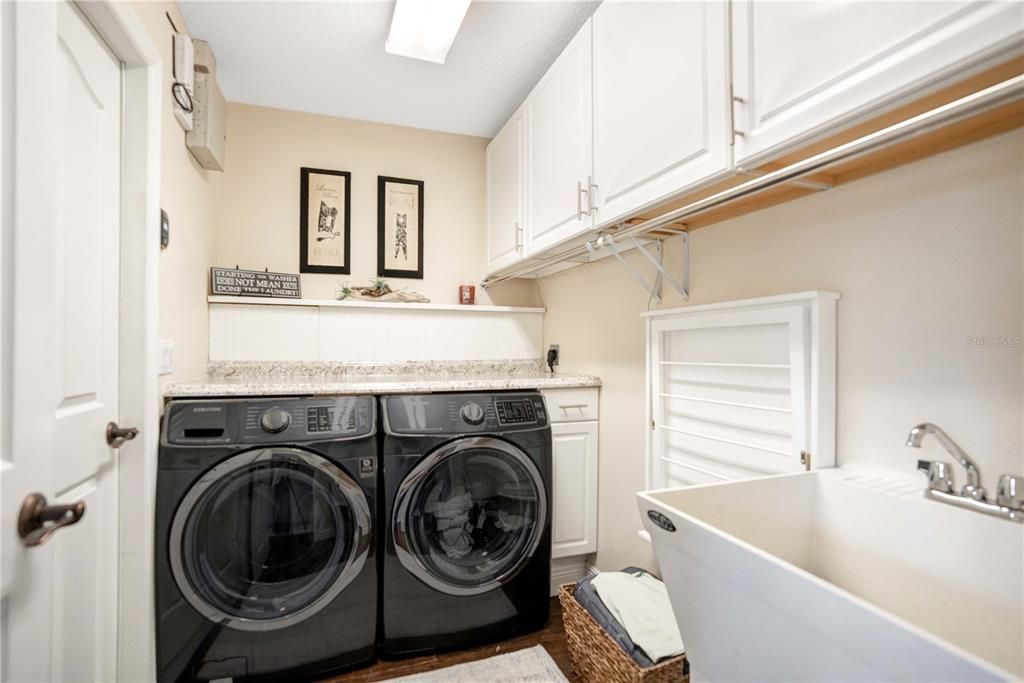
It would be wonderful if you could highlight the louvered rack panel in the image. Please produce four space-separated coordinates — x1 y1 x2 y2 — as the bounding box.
644 292 838 489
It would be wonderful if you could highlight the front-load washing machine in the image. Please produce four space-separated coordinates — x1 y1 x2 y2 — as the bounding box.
379 391 552 656
156 397 378 682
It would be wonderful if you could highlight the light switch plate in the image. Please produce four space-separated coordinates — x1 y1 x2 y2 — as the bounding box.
159 339 175 376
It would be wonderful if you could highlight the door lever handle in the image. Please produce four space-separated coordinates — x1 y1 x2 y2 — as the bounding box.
17 493 86 547
106 421 139 448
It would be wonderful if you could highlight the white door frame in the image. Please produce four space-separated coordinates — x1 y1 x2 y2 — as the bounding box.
65 3 162 680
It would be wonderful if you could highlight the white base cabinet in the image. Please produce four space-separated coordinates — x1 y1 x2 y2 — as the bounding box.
543 388 599 559
551 421 598 558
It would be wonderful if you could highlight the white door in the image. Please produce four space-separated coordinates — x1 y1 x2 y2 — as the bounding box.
551 421 599 559
592 0 732 227
1 2 123 681
732 1 1024 166
524 20 593 255
485 108 525 274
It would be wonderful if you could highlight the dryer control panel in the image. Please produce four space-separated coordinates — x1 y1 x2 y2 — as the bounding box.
163 397 376 445
383 392 547 435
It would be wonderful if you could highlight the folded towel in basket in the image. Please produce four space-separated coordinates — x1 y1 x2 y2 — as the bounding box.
573 567 655 667
591 569 685 663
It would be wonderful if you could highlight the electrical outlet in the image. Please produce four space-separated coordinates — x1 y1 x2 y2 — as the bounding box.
160 340 175 376
547 344 560 369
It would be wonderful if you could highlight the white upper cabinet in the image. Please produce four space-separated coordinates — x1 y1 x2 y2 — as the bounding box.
732 1 1024 166
486 109 524 272
487 0 1021 271
524 20 594 255
592 1 732 227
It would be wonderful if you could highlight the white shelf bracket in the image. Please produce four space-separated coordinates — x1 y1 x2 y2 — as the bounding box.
630 234 689 302
589 235 660 303
590 232 689 303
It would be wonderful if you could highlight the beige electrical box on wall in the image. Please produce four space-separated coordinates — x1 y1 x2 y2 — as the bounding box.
186 39 227 171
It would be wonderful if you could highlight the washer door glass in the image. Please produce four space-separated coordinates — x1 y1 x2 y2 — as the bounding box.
394 437 547 596
170 447 371 631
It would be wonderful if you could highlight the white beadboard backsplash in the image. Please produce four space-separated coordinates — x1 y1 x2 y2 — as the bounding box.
208 299 545 361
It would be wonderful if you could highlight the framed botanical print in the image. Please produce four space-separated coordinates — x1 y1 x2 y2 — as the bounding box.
300 167 351 274
377 176 424 279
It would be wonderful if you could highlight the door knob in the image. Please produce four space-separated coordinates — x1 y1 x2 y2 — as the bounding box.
17 493 86 547
106 421 139 448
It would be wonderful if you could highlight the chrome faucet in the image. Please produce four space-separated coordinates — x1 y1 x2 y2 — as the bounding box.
907 422 1023 524
906 423 985 499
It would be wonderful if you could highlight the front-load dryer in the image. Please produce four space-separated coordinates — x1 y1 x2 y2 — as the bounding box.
156 397 378 682
379 392 552 657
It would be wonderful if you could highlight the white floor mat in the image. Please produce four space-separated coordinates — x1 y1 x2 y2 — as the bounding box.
382 645 569 682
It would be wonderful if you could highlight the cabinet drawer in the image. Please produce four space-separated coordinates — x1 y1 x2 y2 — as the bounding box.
542 388 599 422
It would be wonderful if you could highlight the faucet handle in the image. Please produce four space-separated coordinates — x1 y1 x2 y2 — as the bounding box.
917 460 954 493
996 474 1023 510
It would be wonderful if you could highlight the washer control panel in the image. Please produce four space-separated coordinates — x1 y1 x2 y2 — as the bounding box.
306 405 358 434
384 392 547 435
495 398 536 426
164 397 376 445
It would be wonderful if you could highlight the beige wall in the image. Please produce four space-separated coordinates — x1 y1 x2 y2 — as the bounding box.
132 5 537 385
133 2 219 387
540 130 1024 572
213 103 538 307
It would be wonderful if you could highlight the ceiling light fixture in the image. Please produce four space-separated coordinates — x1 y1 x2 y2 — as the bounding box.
385 0 472 65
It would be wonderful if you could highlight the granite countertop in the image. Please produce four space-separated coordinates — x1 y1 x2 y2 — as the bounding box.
163 360 601 398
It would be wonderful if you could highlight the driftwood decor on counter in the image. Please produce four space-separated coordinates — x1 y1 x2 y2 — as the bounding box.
336 277 430 303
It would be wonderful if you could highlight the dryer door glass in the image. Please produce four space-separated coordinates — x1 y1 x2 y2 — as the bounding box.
170 447 371 631
394 437 547 596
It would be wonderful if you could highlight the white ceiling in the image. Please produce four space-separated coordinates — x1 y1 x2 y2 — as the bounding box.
179 1 600 138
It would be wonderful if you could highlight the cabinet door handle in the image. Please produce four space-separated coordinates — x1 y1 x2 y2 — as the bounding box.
515 222 523 251
587 176 596 216
730 86 747 142
559 403 589 410
578 179 593 219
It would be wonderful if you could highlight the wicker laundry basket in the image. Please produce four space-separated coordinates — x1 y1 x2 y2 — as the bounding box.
558 583 688 683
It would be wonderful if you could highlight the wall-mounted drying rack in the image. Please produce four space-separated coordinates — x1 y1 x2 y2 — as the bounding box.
481 74 1024 292
588 232 689 303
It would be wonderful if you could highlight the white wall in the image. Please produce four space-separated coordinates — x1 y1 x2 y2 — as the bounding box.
207 302 544 362
540 130 1024 571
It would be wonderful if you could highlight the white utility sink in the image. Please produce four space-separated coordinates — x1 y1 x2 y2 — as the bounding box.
638 468 1023 682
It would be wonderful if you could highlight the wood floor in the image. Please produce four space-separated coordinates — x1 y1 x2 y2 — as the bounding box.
330 597 574 682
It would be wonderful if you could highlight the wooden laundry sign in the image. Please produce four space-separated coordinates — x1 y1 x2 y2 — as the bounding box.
210 267 302 298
